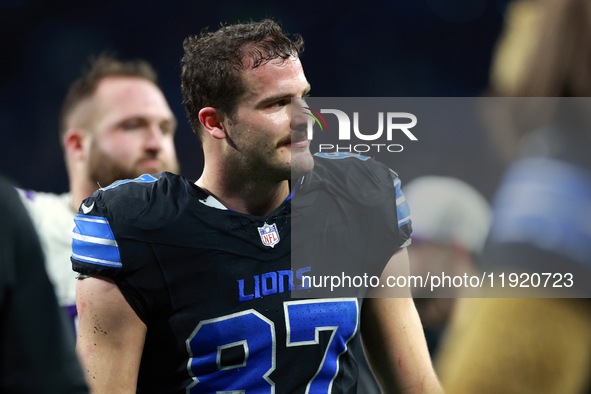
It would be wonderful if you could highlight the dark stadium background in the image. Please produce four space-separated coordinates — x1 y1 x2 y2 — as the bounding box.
0 0 511 199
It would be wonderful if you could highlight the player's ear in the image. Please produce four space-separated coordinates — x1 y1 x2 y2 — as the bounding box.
198 107 227 140
63 128 88 162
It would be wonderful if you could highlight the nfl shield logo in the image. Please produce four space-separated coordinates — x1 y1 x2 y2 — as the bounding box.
258 222 280 248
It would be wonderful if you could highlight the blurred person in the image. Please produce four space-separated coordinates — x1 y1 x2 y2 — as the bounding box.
0 175 89 393
438 0 591 392
17 54 179 333
71 20 442 393
403 176 491 355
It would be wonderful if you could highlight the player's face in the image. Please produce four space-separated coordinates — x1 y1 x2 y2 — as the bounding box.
86 77 179 187
223 56 313 181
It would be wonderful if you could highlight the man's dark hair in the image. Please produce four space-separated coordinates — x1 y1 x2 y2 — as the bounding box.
59 53 159 147
181 19 304 140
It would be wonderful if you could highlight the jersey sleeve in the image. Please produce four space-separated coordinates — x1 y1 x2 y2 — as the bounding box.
70 181 170 325
71 193 122 279
390 169 413 249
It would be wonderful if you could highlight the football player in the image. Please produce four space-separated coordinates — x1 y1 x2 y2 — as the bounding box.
72 20 442 393
17 54 179 333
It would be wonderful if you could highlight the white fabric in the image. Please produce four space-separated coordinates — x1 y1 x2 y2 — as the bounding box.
200 194 228 210
17 189 76 307
403 176 492 254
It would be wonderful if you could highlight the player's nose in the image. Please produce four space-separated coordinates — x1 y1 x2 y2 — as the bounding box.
144 125 164 152
290 98 308 133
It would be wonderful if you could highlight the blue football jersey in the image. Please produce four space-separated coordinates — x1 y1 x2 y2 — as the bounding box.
71 155 412 393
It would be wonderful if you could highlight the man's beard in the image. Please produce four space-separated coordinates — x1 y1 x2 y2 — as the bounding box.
88 154 141 189
87 143 179 189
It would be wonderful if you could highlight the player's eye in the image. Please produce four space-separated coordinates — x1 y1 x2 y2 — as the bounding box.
119 118 147 130
160 122 175 135
270 99 289 108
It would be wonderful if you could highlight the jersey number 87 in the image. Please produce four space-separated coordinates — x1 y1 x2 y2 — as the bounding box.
186 298 359 393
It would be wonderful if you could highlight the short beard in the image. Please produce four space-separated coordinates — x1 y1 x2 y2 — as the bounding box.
86 139 178 188
87 146 141 189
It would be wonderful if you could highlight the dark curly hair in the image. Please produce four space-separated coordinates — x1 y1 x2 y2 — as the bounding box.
181 19 304 140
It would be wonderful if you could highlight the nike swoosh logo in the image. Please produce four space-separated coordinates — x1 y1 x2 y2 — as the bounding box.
81 202 95 214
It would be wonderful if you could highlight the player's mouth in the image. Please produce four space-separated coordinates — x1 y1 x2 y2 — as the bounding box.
283 132 308 148
288 139 309 148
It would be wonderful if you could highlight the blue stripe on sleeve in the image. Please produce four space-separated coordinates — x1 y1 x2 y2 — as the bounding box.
71 239 122 267
73 215 117 240
394 178 403 200
72 215 122 268
394 178 411 227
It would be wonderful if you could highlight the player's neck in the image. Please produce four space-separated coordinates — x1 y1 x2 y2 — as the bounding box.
196 173 290 216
